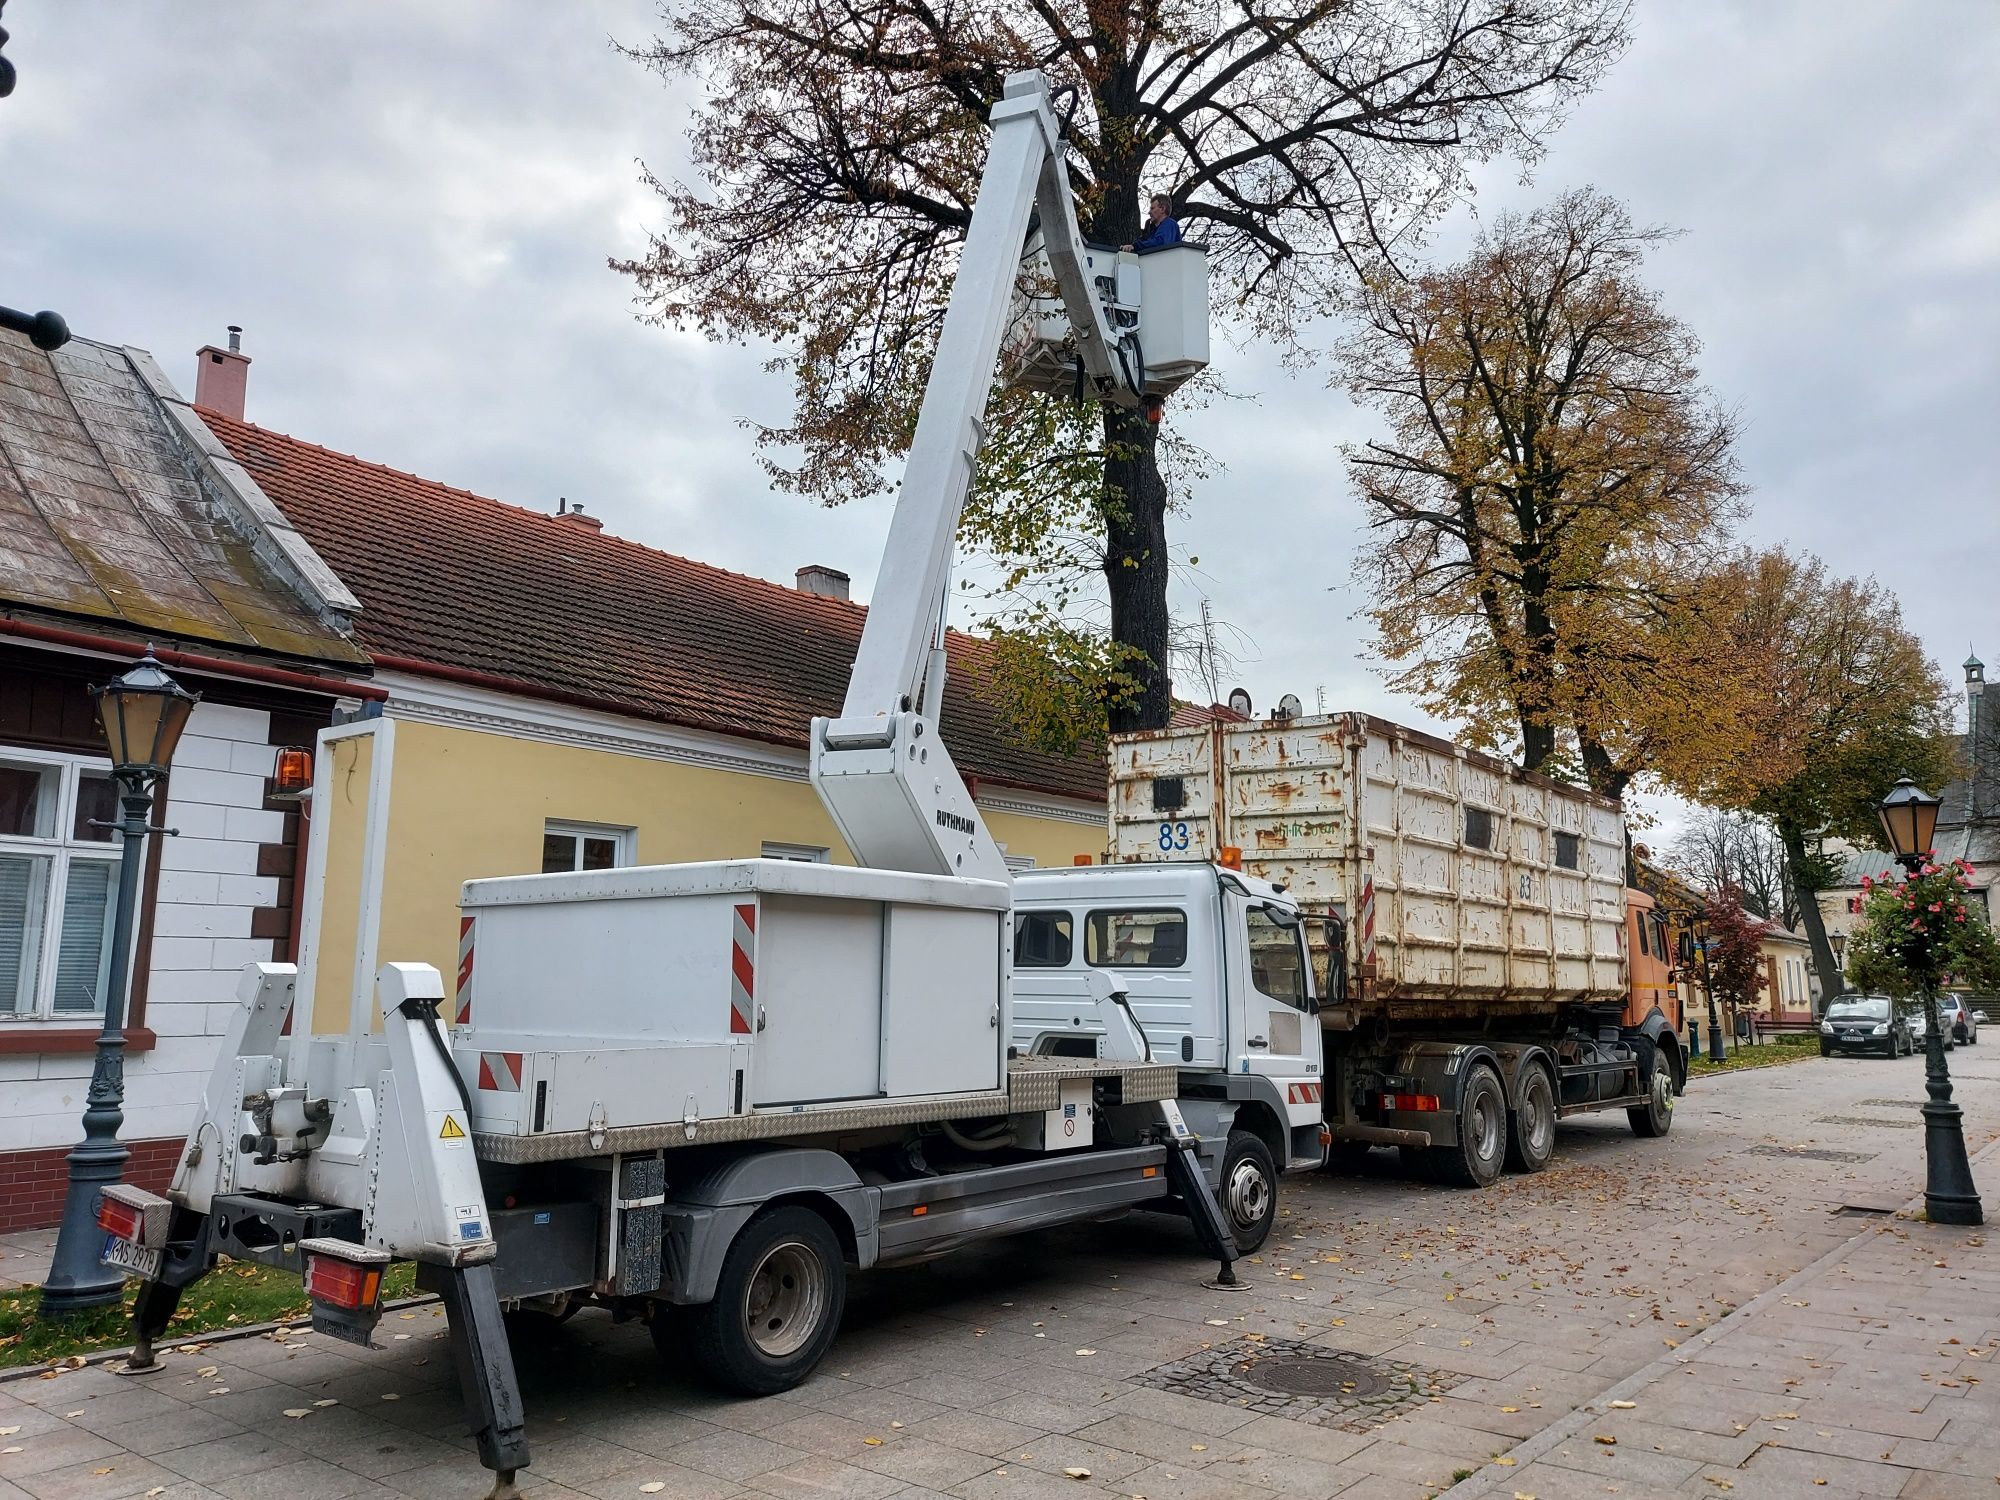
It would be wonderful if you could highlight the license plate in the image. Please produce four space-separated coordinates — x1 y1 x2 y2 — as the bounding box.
101 1232 161 1281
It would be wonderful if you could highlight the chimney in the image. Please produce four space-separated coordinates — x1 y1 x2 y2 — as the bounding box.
193 325 250 421
554 497 603 532
795 564 850 601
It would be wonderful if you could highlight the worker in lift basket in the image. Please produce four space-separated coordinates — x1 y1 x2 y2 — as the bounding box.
1124 193 1182 253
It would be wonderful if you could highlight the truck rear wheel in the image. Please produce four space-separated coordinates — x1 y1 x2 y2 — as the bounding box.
1220 1130 1278 1254
1505 1062 1556 1174
676 1205 846 1395
1628 1060 1674 1138
1432 1064 1507 1188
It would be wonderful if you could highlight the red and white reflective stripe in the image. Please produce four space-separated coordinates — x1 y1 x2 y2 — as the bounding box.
1286 1082 1322 1105
455 915 475 1025
729 902 756 1035
1359 875 1377 964
476 1051 523 1092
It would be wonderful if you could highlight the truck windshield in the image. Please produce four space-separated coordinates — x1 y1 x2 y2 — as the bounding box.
1246 907 1308 1009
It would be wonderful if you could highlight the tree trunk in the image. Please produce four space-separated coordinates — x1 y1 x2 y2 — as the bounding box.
1101 402 1173 732
1778 818 1842 1012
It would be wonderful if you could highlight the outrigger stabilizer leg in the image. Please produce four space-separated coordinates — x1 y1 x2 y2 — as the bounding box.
436 1262 530 1500
1155 1101 1243 1289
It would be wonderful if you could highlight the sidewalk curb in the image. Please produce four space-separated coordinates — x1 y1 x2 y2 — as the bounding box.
0 1294 440 1385
1444 1130 2000 1497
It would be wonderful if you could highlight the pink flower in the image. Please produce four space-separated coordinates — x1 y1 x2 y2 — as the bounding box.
1930 903 1944 913
1862 875 1875 891
1912 919 1926 930
1955 912 1967 922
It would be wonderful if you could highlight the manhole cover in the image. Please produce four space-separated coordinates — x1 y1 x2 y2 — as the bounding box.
1135 1336 1460 1430
1232 1353 1389 1399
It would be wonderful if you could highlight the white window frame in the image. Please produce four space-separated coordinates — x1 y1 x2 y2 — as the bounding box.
760 841 830 863
0 747 126 1023
541 820 637 874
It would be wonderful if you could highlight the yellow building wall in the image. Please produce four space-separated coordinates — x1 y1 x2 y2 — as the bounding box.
309 717 1104 1027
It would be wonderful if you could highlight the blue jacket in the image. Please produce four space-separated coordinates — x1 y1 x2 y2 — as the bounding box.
1135 216 1182 252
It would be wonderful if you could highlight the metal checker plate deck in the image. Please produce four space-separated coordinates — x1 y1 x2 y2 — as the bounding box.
474 1056 1179 1164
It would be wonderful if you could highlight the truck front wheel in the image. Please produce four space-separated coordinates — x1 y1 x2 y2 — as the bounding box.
1505 1062 1557 1174
677 1205 846 1395
1431 1064 1507 1188
1220 1130 1278 1254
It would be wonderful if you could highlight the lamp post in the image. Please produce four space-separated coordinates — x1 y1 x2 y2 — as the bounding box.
1878 776 1982 1227
40 651 199 1316
1691 915 1725 1063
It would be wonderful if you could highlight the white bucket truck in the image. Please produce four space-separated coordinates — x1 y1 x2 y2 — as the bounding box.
94 72 1324 1500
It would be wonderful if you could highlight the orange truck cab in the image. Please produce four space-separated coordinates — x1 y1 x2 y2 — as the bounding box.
1622 887 1684 1033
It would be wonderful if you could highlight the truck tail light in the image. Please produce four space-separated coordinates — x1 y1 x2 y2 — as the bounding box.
97 1195 145 1243
300 1237 391 1346
305 1254 382 1311
1383 1093 1440 1113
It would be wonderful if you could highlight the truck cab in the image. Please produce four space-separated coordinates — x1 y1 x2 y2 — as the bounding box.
1009 862 1327 1171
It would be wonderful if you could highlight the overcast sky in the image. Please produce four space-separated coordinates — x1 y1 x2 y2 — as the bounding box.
3 2 1995 805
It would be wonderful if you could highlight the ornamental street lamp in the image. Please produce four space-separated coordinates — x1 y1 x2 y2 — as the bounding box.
40 651 199 1316
1877 776 1982 1227
1690 915 1725 1063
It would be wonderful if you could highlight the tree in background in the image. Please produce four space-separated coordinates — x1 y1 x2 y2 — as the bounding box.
1720 549 1958 1005
1702 884 1769 1026
1667 807 1798 930
619 0 1632 736
1338 188 1750 798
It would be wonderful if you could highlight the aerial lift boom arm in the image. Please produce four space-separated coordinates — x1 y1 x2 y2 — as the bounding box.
811 71 1146 883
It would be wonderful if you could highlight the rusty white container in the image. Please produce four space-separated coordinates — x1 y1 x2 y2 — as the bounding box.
1109 714 1628 1016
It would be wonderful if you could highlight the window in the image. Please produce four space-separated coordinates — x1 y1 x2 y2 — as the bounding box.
1553 830 1580 870
1014 910 1073 967
1464 806 1493 851
1085 909 1187 969
761 842 830 863
540 821 634 874
1246 906 1308 1009
1 752 123 1021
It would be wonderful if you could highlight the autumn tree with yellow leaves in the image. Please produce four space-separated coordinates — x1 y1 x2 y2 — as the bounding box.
617 0 1633 738
1338 188 1754 800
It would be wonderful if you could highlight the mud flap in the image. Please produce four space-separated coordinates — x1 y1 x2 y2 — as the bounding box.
437 1261 531 1496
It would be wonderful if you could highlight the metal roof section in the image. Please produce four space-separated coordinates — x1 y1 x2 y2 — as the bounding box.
0 329 367 667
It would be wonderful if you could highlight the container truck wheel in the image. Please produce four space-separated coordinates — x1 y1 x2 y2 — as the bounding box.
1504 1062 1557 1175
679 1205 845 1395
1628 1059 1674 1138
1431 1064 1507 1189
1220 1130 1278 1254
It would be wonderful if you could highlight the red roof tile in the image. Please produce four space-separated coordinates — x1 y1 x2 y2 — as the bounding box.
203 415 1106 803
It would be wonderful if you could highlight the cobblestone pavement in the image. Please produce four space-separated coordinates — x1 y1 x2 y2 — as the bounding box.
3 1051 1997 1500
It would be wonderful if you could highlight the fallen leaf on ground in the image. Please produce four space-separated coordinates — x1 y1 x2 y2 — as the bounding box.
1063 1467 1091 1479
863 1437 883 1446
1 1447 21 1455
1495 1455 1516 1465
640 1484 665 1494
0 1427 16 1436
93 1468 114 1476
381 1394 400 1401
1593 1435 1616 1445
312 1399 338 1407
282 1408 312 1418
1074 1349 1096 1356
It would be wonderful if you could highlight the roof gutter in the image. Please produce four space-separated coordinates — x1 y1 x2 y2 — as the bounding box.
1 615 387 701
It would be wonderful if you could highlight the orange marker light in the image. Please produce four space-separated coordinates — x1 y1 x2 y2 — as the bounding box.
274 746 313 793
1219 846 1243 870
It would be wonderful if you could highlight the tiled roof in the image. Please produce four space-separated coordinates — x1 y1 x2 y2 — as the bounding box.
0 333 364 667
202 414 1107 803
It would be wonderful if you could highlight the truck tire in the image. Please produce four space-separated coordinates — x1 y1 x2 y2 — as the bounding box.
676 1205 846 1395
1504 1062 1556 1175
1220 1130 1278 1254
1628 1057 1674 1138
1431 1064 1506 1189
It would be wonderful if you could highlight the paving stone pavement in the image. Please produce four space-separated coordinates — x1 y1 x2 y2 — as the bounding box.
3 1050 1998 1500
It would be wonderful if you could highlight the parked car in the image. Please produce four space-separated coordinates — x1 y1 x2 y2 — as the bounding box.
1910 1002 1962 1050
1820 995 1914 1058
1945 995 1979 1045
